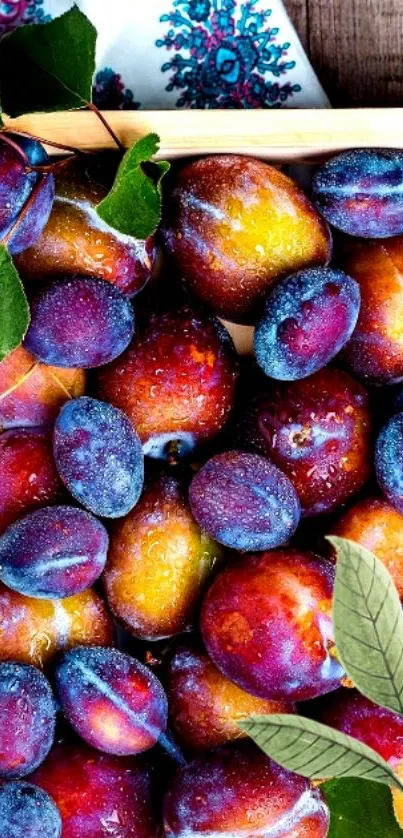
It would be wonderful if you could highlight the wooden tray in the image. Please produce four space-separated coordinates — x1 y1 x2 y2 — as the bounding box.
7 108 400 353
5 109 403 161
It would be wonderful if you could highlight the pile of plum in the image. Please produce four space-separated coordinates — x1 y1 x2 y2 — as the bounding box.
2 135 403 837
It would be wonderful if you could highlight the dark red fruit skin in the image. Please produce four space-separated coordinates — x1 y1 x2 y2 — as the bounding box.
235 367 372 516
168 644 294 750
30 741 160 838
97 307 238 459
163 742 330 837
0 662 55 778
312 688 403 768
15 160 156 297
0 428 64 533
342 236 403 384
201 549 344 703
163 155 331 323
0 345 86 432
55 646 168 755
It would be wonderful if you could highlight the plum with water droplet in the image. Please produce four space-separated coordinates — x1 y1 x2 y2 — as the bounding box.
55 646 168 755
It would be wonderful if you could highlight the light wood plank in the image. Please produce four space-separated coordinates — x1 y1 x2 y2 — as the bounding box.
4 109 403 162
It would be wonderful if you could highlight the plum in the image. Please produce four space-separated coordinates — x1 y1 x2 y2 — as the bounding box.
312 149 403 238
53 397 144 518
31 741 160 838
0 782 62 838
15 159 156 297
375 412 403 513
333 497 403 598
254 267 360 380
0 583 114 669
235 367 372 516
0 133 54 255
189 450 300 550
104 469 220 640
0 428 64 533
0 662 55 778
164 741 330 837
55 646 168 755
163 154 331 323
342 236 403 384
312 688 403 769
24 276 135 368
0 345 86 431
97 306 238 460
168 644 294 750
0 506 108 599
201 548 344 702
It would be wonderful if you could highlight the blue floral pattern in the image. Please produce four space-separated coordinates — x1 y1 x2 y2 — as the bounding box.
92 68 140 111
156 0 301 108
0 0 50 35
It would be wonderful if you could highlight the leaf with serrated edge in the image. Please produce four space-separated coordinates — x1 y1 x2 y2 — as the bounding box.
0 5 96 116
240 714 403 791
96 133 170 240
0 245 30 361
329 536 403 716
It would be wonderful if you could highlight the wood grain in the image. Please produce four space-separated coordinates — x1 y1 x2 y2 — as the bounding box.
284 0 403 107
4 109 403 160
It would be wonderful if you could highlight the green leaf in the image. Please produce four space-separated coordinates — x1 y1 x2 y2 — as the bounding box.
0 5 96 117
329 536 403 716
239 714 403 791
96 133 170 240
323 778 403 837
0 246 30 361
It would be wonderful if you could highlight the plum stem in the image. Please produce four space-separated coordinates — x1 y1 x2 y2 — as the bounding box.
1 128 88 156
1 175 44 248
0 132 29 165
27 156 77 174
86 102 125 152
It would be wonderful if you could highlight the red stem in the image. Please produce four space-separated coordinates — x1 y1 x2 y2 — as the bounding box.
1 128 89 156
86 101 125 152
27 156 77 174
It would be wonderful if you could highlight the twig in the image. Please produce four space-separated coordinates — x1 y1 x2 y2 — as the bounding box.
86 101 125 152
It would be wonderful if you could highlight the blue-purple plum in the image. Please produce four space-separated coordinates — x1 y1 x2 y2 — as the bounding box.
55 646 168 755
0 782 61 838
24 276 135 368
0 133 54 255
375 412 403 512
312 149 403 238
0 662 55 778
254 267 360 380
189 450 300 551
53 397 144 518
0 505 108 599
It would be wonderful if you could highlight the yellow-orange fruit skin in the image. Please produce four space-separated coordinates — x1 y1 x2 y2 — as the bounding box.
0 582 114 669
333 497 403 599
343 236 403 383
168 645 294 750
15 163 156 297
104 471 221 640
163 155 332 323
0 345 86 430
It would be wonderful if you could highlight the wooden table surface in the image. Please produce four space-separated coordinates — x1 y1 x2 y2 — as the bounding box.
285 0 403 107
